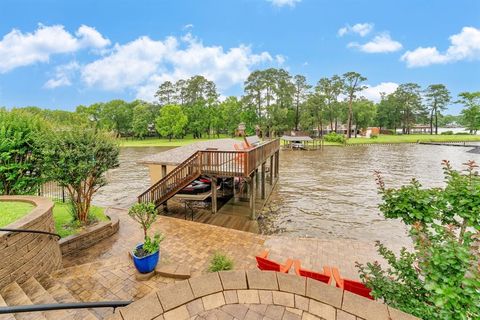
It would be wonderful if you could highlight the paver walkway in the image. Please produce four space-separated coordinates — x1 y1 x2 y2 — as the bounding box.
53 207 384 313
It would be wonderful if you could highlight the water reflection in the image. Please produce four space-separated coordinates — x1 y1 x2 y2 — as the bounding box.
93 144 479 249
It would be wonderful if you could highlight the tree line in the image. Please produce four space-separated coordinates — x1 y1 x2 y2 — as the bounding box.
3 69 480 138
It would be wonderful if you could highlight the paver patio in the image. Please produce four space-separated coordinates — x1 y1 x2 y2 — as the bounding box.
53 207 385 316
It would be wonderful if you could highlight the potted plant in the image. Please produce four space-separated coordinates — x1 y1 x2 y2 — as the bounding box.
128 202 165 274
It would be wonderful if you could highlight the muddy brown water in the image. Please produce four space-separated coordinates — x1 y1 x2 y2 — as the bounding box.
93 144 479 249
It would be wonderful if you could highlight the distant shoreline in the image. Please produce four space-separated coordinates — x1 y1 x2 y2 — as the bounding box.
119 134 480 148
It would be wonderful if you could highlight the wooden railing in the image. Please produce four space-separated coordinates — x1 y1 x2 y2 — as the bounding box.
138 152 201 206
137 139 280 206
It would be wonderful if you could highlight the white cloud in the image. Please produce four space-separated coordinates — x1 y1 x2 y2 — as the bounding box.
183 24 194 30
76 25 111 49
360 82 398 102
44 61 80 89
401 26 480 67
0 24 110 73
267 0 301 8
338 23 374 37
348 33 402 53
80 33 275 101
275 54 286 65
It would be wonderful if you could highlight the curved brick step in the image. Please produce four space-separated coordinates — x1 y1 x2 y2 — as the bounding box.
0 294 15 320
0 282 46 320
19 277 72 320
35 274 98 320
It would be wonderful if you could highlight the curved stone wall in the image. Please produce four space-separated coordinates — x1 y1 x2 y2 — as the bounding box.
0 196 62 289
115 270 419 320
59 215 119 255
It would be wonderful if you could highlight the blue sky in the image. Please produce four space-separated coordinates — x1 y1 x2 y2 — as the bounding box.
0 0 479 114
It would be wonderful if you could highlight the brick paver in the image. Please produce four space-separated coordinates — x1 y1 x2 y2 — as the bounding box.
54 207 385 306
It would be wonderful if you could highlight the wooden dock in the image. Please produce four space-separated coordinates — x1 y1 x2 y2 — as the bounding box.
418 141 479 147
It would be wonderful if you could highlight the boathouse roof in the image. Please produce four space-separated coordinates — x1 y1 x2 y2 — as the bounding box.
138 138 239 166
281 135 313 142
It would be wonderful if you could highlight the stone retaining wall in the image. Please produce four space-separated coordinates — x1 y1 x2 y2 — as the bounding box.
59 216 119 255
0 196 62 290
111 270 419 320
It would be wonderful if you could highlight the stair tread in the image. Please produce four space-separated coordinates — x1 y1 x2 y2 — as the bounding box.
0 282 46 320
19 277 73 320
0 294 16 320
35 275 98 320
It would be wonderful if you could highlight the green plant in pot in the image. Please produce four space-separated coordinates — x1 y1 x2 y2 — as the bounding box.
128 202 165 273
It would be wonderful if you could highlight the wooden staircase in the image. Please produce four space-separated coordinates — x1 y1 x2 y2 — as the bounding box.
137 152 202 207
137 139 281 207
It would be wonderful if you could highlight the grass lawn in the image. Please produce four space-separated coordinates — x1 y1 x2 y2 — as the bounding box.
53 202 108 238
0 201 35 227
345 134 480 145
120 134 243 147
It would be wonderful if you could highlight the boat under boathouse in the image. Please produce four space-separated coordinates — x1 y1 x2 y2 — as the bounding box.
137 137 280 230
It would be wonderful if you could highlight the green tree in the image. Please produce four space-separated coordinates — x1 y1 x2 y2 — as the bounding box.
352 99 376 137
0 110 47 195
458 91 480 134
155 105 188 140
357 161 480 319
342 72 366 138
292 75 311 131
38 128 119 223
302 92 325 136
424 84 451 135
218 97 242 136
315 75 343 132
132 103 153 139
376 93 402 132
155 81 176 105
395 83 425 134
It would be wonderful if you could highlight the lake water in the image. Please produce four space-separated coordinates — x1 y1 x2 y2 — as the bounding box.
93 143 480 249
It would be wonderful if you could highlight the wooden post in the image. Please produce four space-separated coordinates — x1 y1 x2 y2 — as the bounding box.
211 177 218 214
269 155 274 185
249 173 256 220
261 162 266 199
161 165 168 212
275 151 279 179
161 165 167 178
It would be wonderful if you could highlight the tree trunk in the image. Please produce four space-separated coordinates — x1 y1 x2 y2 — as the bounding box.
347 98 353 138
435 111 439 135
430 109 434 135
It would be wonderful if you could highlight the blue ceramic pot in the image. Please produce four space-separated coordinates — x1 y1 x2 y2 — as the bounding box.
132 243 159 274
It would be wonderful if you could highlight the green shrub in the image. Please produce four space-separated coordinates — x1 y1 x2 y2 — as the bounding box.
455 131 471 135
440 130 454 135
142 233 165 254
208 252 234 272
324 132 346 144
370 134 379 139
358 161 480 319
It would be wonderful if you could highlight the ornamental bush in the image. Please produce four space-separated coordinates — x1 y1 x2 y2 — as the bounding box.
38 128 119 223
0 110 47 195
357 161 480 319
324 132 346 144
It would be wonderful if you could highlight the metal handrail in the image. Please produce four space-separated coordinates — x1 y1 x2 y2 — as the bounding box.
0 228 61 240
0 301 132 314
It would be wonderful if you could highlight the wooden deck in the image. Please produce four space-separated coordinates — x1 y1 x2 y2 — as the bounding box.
164 179 277 234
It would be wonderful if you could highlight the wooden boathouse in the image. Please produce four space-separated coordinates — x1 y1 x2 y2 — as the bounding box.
137 137 280 223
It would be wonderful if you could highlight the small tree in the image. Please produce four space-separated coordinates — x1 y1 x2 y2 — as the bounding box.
357 161 480 319
155 104 188 141
128 203 158 238
128 202 165 255
38 128 119 223
0 110 47 195
132 103 152 139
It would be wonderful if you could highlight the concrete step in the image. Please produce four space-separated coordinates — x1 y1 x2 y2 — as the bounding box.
0 282 46 320
35 275 98 320
19 277 72 320
0 294 16 320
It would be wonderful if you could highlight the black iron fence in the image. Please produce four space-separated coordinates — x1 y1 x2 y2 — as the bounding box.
38 181 66 202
